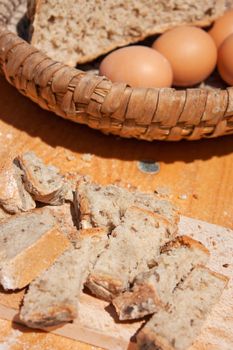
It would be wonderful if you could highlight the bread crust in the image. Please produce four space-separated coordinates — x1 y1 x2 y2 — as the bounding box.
160 235 210 256
0 227 70 290
194 264 229 285
113 283 161 320
75 179 92 229
87 274 125 301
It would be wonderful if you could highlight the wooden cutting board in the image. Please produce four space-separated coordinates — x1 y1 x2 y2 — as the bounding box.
0 216 232 350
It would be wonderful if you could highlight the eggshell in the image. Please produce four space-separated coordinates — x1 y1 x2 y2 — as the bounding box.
217 33 233 86
99 46 173 88
209 10 233 48
153 26 217 87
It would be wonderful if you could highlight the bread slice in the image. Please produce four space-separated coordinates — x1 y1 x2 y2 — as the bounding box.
86 207 176 301
16 152 73 205
75 179 178 233
0 208 70 290
20 227 108 327
0 155 35 214
28 0 225 66
113 236 209 320
137 266 228 350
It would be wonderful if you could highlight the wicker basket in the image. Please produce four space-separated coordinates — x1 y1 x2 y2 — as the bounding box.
0 0 233 141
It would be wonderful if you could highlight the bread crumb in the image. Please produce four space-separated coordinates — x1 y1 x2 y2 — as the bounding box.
178 194 188 200
6 134 13 140
155 186 170 197
192 193 199 199
81 153 93 162
66 154 75 161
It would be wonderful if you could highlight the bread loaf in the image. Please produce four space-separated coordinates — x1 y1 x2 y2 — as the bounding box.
113 236 209 320
20 227 108 327
28 0 225 66
0 208 70 290
137 266 228 350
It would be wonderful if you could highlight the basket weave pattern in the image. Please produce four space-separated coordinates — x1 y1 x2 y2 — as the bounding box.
0 0 233 141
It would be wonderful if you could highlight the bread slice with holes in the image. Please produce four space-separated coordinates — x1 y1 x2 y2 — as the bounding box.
0 154 35 214
113 236 209 320
137 266 228 350
75 179 179 232
0 207 70 290
16 152 73 205
86 206 175 301
20 227 108 327
28 0 225 66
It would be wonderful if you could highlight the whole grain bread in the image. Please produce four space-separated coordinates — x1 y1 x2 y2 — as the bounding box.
86 206 176 301
75 179 179 233
113 236 210 320
0 155 35 214
16 152 73 205
137 266 228 350
28 0 225 66
20 227 108 327
0 207 70 290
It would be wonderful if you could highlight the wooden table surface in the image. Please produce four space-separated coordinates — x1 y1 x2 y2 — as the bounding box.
0 75 233 349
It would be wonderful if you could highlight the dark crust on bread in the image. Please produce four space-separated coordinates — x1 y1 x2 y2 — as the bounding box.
87 274 126 301
113 284 161 320
160 235 210 256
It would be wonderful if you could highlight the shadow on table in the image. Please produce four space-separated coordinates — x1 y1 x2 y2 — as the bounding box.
0 76 232 164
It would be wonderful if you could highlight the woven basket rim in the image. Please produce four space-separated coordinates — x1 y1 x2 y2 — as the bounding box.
0 0 233 141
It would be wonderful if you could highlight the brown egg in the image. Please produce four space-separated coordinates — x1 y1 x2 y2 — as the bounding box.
99 46 173 88
217 33 233 86
152 26 217 87
209 10 233 48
